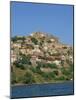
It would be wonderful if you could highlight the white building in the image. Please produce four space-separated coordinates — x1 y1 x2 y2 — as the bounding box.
13 43 21 48
53 60 61 66
61 55 66 61
11 50 17 63
69 55 73 62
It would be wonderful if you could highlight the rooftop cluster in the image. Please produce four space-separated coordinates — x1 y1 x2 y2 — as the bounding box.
11 32 73 85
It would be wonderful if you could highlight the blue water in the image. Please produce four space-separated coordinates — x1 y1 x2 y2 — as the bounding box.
11 81 74 98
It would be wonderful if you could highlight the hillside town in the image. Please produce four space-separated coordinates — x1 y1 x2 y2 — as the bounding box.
11 32 73 85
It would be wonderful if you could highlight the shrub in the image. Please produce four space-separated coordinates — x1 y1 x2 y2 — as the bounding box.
14 54 31 69
69 63 73 72
11 36 25 42
23 72 35 84
13 61 25 69
37 62 44 68
56 76 65 80
63 69 70 76
53 70 59 76
30 66 42 74
22 36 25 41
11 36 18 42
61 65 73 80
20 54 31 65
47 63 57 69
41 72 49 79
36 66 42 74
61 67 72 76
30 67 37 73
41 72 56 80
31 37 38 45
14 54 31 68
47 40 52 43
49 72 56 79
61 60 64 66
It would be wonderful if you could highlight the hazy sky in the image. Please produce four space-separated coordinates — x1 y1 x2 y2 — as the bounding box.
11 2 73 45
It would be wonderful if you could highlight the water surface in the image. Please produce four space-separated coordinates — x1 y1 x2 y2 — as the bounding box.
11 81 74 98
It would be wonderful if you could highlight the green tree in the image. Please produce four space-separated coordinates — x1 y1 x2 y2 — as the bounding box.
47 63 57 69
23 72 35 84
56 76 66 81
13 61 25 69
31 37 38 45
11 36 18 42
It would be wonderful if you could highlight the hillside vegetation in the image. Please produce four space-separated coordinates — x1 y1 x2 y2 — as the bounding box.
11 32 73 85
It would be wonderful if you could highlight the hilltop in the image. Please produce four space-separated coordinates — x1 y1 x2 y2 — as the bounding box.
11 32 73 85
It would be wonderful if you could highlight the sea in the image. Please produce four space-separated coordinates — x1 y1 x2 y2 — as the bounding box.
11 81 74 99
